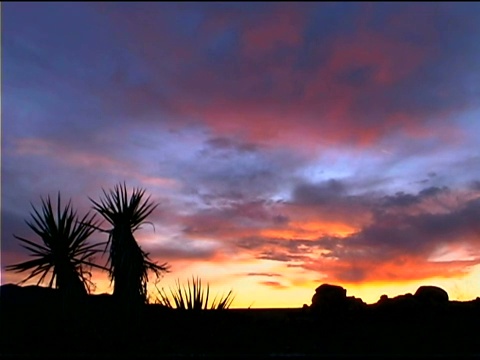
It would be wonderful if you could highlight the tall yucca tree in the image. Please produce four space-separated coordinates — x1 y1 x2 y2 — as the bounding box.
90 183 169 305
6 194 105 298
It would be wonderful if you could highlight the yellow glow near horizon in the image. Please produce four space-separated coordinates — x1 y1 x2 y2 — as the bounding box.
2 262 479 308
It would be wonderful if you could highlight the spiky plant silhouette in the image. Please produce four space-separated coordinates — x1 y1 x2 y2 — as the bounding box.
6 194 105 298
90 182 169 305
155 276 235 310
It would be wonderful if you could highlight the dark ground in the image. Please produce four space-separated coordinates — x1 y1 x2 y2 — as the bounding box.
1 284 479 359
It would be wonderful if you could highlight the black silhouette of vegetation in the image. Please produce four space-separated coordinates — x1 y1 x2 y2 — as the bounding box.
2 282 479 359
5 194 105 298
89 182 169 305
155 276 235 310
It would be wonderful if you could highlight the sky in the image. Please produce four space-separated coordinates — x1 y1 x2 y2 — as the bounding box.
2 2 480 308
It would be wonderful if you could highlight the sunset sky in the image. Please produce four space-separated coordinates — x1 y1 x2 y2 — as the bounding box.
2 2 480 308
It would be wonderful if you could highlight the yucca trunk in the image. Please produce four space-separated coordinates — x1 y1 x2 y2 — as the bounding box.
111 225 146 305
55 261 87 298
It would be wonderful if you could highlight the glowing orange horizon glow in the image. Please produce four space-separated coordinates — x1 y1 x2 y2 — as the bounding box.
3 259 479 309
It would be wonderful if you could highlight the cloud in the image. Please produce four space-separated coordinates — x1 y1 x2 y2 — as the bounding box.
144 240 221 262
17 2 471 150
292 179 348 206
470 180 480 191
247 272 282 277
258 250 308 263
2 3 480 300
224 184 480 284
259 281 288 289
305 191 480 282
303 255 477 284
381 186 449 208
204 136 259 154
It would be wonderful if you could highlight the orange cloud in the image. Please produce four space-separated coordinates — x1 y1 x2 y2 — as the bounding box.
259 281 288 289
302 253 477 285
261 221 357 240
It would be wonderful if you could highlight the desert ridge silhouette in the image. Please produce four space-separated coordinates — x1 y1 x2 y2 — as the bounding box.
1 282 479 358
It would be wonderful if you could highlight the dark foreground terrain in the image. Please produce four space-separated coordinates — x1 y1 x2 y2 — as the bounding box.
1 284 479 359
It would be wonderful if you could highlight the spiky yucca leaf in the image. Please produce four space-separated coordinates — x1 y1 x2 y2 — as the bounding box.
155 276 235 310
6 194 106 295
90 182 169 304
211 289 235 310
90 182 157 233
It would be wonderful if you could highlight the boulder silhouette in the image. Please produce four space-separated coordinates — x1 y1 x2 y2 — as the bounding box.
310 284 367 316
414 285 449 304
345 295 367 311
373 293 420 315
311 284 347 312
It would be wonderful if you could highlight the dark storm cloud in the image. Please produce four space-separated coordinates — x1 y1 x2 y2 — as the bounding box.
145 241 219 262
292 179 348 206
272 215 289 225
470 181 480 191
381 192 419 208
381 186 449 208
418 186 447 198
180 199 287 241
288 178 377 223
331 196 480 263
169 136 306 206
205 137 259 154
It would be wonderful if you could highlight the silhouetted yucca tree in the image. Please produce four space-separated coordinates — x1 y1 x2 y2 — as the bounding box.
90 182 169 305
6 194 105 298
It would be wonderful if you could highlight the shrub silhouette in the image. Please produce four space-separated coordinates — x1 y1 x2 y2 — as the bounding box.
90 182 169 306
6 193 105 299
155 276 235 310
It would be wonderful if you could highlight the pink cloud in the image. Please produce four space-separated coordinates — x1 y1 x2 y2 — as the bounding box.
85 3 476 152
14 137 121 170
13 137 178 191
241 4 306 56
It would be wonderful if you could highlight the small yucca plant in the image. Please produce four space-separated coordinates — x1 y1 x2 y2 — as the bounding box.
6 194 105 297
155 276 235 310
90 182 169 305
